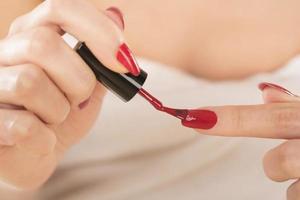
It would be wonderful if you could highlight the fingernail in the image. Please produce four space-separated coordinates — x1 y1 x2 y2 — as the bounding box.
181 109 217 130
258 82 297 97
116 43 141 76
106 7 125 30
78 98 90 110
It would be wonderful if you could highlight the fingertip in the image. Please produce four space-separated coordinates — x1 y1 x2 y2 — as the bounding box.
258 82 297 97
258 82 269 91
105 7 125 30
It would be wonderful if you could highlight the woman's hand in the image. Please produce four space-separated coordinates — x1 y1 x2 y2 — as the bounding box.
184 82 300 199
0 0 138 190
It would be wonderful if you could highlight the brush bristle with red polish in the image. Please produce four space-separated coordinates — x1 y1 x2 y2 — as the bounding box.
116 43 141 76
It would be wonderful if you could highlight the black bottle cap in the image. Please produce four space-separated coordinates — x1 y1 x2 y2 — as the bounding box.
75 42 148 102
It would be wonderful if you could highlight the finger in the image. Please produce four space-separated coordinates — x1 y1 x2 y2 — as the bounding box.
52 83 106 149
288 179 300 200
9 6 125 35
0 109 57 189
186 103 300 139
0 27 97 106
0 146 56 190
0 64 70 124
0 109 56 155
0 103 23 110
259 82 300 103
8 0 137 74
264 140 300 182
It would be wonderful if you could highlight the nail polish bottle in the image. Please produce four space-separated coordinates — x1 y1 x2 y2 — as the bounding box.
75 42 148 102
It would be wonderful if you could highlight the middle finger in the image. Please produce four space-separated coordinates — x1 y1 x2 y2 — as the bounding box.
0 27 96 106
0 64 70 124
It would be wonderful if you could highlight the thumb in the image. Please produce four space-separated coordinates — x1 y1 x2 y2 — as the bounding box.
258 82 300 103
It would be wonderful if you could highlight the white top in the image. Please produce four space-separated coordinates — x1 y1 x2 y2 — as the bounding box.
2 57 300 200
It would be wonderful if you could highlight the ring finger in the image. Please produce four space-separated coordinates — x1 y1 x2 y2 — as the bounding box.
0 64 70 125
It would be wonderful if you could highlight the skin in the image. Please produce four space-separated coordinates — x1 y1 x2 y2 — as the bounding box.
1 0 300 199
2 0 300 79
0 0 127 189
194 86 300 200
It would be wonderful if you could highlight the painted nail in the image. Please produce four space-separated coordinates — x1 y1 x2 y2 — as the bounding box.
106 7 125 30
181 109 218 130
116 43 141 76
79 98 90 110
258 82 297 97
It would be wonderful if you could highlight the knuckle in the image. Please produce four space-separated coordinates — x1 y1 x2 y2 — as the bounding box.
45 0 75 16
21 113 40 137
78 77 96 101
230 108 243 130
7 112 37 140
272 105 300 136
13 112 56 156
24 28 59 59
26 127 57 156
9 16 24 35
70 75 96 104
54 100 71 124
14 65 45 98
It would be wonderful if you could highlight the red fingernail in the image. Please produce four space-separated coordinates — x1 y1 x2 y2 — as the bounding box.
181 109 218 130
106 7 125 30
116 43 141 76
79 98 90 110
258 82 297 97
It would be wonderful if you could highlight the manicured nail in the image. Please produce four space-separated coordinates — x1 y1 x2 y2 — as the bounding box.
116 43 141 76
106 7 125 30
181 109 217 130
258 82 297 97
79 98 90 110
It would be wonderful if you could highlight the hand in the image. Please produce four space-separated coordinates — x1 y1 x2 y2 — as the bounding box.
0 0 137 190
183 82 300 199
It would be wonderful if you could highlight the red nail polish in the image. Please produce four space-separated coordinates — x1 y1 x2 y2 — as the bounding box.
139 88 218 130
181 110 218 129
106 7 125 30
116 43 141 76
79 98 90 109
258 82 297 97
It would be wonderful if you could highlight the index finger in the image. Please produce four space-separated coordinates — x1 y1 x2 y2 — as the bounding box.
9 0 136 74
187 103 300 139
